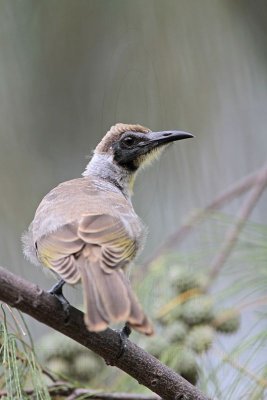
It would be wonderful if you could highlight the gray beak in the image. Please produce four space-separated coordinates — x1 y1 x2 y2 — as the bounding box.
145 130 194 148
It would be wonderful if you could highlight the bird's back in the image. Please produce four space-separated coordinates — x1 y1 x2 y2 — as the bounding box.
23 177 145 267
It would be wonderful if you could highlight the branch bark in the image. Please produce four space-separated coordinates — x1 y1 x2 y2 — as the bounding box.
0 266 209 400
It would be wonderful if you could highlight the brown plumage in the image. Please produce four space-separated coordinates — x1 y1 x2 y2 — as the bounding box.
23 123 193 335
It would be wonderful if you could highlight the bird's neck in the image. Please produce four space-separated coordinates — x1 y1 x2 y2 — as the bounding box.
83 153 135 198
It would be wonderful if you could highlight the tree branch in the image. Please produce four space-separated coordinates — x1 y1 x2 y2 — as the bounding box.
208 164 267 282
142 163 267 273
0 266 209 400
0 382 162 400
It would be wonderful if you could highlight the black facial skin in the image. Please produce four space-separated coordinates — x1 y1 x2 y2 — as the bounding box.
112 132 150 171
113 130 194 171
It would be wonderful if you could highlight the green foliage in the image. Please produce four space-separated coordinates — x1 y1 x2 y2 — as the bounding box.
164 321 188 343
186 325 214 354
170 267 208 293
132 215 267 398
213 309 241 334
0 305 50 400
161 344 199 385
38 330 104 383
140 270 241 385
180 295 215 326
144 334 169 358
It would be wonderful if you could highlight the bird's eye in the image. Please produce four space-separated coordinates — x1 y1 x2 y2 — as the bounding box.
121 136 136 147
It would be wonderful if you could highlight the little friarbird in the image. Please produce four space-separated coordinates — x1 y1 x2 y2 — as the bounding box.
23 123 193 336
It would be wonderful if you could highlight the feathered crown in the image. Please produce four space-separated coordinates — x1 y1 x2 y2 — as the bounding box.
95 123 151 153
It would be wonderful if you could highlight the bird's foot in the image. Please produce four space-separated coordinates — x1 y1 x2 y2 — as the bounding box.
116 323 132 359
48 279 70 322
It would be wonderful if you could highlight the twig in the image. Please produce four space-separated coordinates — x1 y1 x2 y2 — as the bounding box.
41 367 59 383
156 288 202 319
5 304 26 336
0 381 161 399
67 388 161 400
237 295 267 311
141 164 267 273
0 266 209 400
208 165 267 282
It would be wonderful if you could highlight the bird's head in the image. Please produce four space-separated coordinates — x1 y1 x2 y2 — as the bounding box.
95 123 193 171
84 123 193 195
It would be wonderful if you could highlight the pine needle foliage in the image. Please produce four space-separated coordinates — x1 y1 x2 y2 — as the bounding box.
0 305 50 400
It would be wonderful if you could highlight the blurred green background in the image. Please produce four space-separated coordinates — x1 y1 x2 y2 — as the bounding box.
0 1 267 398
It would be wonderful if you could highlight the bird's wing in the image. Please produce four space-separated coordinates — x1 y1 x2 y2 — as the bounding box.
78 213 138 271
37 212 138 282
37 222 83 284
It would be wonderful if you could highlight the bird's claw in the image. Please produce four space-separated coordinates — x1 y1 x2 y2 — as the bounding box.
116 323 132 359
48 279 70 323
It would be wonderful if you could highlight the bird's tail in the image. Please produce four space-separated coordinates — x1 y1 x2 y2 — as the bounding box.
78 253 154 335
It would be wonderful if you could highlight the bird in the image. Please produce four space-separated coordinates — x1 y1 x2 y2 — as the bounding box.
22 123 193 337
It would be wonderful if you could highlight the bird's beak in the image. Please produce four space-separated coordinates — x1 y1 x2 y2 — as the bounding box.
147 130 194 146
140 130 194 153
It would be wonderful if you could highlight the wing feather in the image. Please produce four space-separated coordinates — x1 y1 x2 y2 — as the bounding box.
78 213 137 271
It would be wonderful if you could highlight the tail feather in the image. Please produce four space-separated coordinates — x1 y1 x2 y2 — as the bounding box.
78 254 153 335
86 260 131 322
121 272 154 335
79 258 109 332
